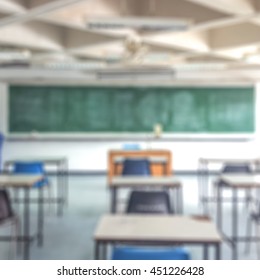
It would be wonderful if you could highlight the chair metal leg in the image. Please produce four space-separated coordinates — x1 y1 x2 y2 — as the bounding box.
46 184 52 214
244 216 252 255
256 224 260 259
8 222 16 260
15 216 22 256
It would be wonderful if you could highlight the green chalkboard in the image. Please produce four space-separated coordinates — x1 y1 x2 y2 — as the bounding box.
9 86 255 133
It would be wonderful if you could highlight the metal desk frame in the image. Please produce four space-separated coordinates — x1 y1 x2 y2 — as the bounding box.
0 175 44 260
215 174 260 259
198 157 260 214
4 157 68 216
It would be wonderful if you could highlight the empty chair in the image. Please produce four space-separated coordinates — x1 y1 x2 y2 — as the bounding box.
0 189 20 259
13 162 49 188
214 162 253 208
13 162 52 210
126 190 173 214
122 159 151 176
112 246 190 260
221 163 252 175
215 163 253 195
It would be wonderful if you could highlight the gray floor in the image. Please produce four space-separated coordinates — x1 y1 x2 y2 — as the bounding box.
0 175 259 260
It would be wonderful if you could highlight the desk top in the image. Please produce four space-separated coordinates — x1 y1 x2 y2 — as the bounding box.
110 176 181 188
218 174 260 188
113 156 168 163
110 149 171 153
199 157 260 164
94 215 221 244
4 157 67 165
0 175 43 188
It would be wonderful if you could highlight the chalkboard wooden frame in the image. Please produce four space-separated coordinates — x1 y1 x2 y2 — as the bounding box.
7 85 256 139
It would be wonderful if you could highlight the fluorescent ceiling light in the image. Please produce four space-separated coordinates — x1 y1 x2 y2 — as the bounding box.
87 17 190 31
96 66 175 80
44 61 105 70
0 50 31 61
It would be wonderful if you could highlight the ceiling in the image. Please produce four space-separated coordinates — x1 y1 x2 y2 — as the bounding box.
1 0 260 83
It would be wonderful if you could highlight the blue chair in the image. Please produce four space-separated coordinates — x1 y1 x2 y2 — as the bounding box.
13 162 49 188
0 133 4 172
13 162 52 210
126 190 173 214
122 159 151 176
112 246 190 260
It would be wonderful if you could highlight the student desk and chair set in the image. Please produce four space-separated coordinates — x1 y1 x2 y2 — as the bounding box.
0 135 68 260
1 140 259 260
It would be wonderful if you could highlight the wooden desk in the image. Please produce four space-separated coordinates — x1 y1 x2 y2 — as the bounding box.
0 175 44 260
4 156 68 216
215 174 260 260
108 150 172 183
94 214 222 260
110 176 182 214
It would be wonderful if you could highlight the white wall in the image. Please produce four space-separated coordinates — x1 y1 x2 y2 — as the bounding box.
1 82 260 172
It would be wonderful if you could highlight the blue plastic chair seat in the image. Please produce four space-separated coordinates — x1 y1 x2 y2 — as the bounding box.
112 246 190 260
13 162 49 189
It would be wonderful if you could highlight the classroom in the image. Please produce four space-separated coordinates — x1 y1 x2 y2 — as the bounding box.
0 0 260 261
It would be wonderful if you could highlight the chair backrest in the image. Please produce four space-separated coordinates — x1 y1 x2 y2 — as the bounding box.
217 163 253 187
221 163 253 174
13 162 45 174
112 246 190 260
0 189 13 221
122 159 151 176
126 190 172 214
13 162 47 188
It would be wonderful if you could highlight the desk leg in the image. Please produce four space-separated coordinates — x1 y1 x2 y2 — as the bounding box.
216 244 221 260
204 162 210 215
200 161 209 215
101 243 107 260
111 189 117 213
57 164 62 217
63 159 69 206
57 161 66 217
94 241 99 260
198 160 203 204
95 241 102 260
37 187 44 247
203 245 209 260
217 185 222 232
232 187 238 260
163 162 167 175
177 187 183 214
23 188 30 260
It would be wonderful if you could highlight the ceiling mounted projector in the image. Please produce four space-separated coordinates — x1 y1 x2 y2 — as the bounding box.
87 17 190 31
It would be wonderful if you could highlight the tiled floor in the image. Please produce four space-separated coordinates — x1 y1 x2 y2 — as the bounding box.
0 175 259 260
